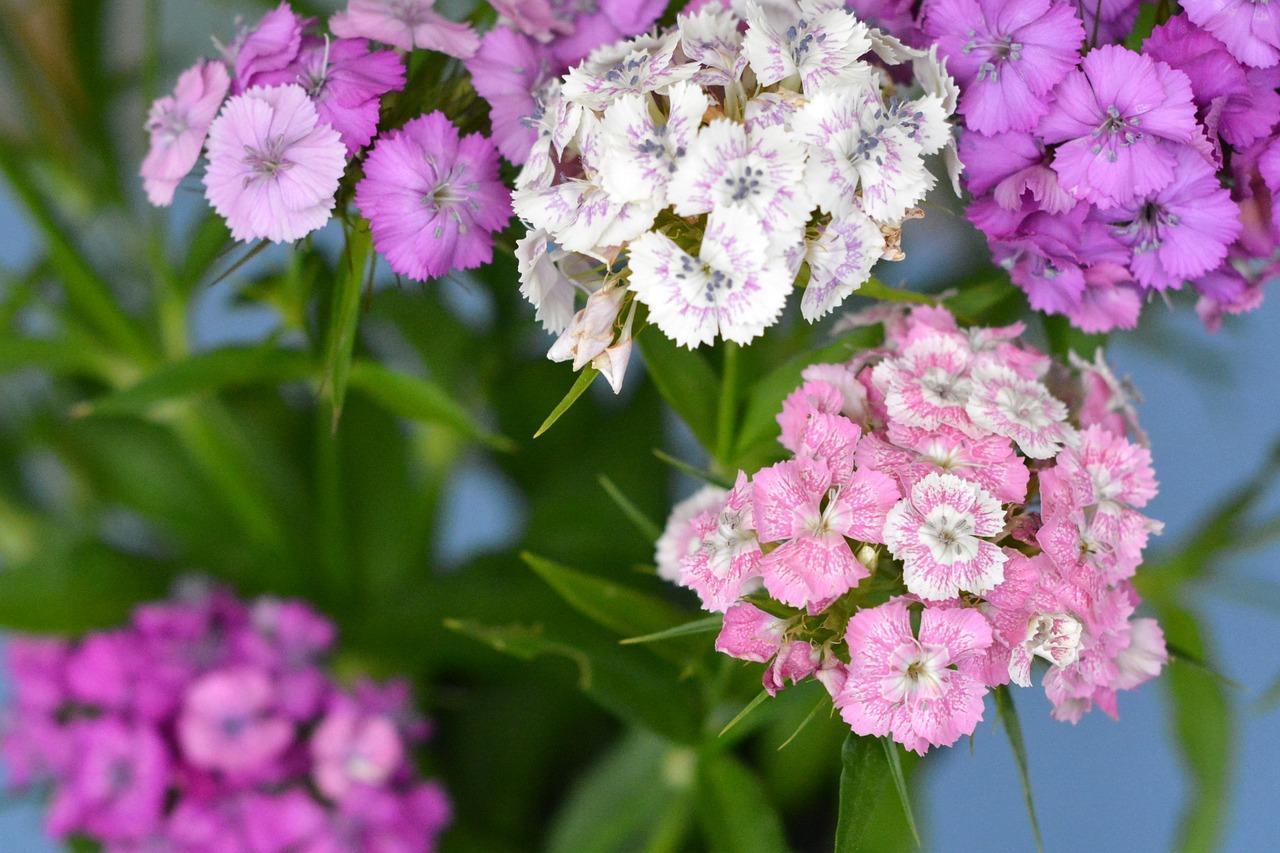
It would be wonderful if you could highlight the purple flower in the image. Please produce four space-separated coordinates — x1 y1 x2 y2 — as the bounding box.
959 129 1075 214
546 0 667 67
923 0 1083 134
330 0 480 58
46 720 170 842
1039 45 1200 209
1096 145 1242 290
177 668 293 776
354 111 512 281
1183 0 1280 68
1145 15 1280 150
246 36 404 155
465 26 555 163
203 84 347 244
141 59 230 206
232 3 306 94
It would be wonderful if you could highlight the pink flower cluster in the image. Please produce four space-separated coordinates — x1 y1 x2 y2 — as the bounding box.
656 305 1167 753
1 582 450 852
141 1 512 278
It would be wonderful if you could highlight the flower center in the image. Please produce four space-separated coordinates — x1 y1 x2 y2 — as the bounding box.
242 134 294 183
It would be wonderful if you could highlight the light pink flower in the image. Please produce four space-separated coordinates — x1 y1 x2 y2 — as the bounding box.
678 472 763 612
753 457 900 612
311 703 405 801
141 59 230 206
177 668 293 774
857 425 1031 504
203 84 347 244
1052 424 1158 509
872 333 978 436
763 640 819 696
714 601 785 662
965 363 1073 459
655 484 727 582
834 600 993 754
330 0 480 58
232 3 305 92
884 472 1008 601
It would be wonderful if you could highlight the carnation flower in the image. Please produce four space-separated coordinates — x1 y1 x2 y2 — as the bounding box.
203 84 347 244
1 583 450 852
655 305 1167 751
330 0 480 58
511 2 959 386
355 111 512 281
141 59 230 206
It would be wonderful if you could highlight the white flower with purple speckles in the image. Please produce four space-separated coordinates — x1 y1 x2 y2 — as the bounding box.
669 120 811 249
794 88 934 222
743 0 874 95
513 179 657 254
600 82 709 206
678 5 749 87
561 32 697 109
628 207 793 348
802 208 884 321
516 229 605 335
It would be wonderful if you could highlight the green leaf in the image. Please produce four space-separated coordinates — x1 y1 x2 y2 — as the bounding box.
548 729 694 853
857 278 938 306
0 334 117 381
322 223 373 428
73 346 314 418
1124 3 1160 50
597 474 662 542
443 618 701 742
835 734 890 852
1041 314 1106 363
695 753 789 853
881 738 920 846
637 330 719 450
718 689 769 737
521 552 689 640
621 615 722 645
653 449 734 489
1160 605 1232 853
534 366 599 438
346 359 513 451
993 686 1045 853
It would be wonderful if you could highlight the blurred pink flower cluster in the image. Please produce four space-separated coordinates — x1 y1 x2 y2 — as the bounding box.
657 304 1167 753
1 581 449 852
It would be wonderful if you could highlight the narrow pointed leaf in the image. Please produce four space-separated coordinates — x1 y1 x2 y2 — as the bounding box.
621 616 722 645
346 359 514 451
776 696 826 751
653 449 733 489
718 689 769 737
637 330 719 450
322 224 373 428
73 346 314 418
882 738 920 846
522 552 688 639
856 277 937 306
598 474 661 542
535 366 599 438
994 685 1045 853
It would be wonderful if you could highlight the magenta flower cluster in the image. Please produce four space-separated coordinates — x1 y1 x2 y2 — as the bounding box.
915 0 1280 331
141 1 513 282
656 305 1167 753
1 583 450 852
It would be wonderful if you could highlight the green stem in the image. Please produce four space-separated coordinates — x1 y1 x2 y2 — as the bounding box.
715 342 739 468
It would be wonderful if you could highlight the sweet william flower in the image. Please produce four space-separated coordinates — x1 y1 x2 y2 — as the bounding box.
655 484 727 582
232 3 305 94
203 84 347 244
330 0 480 58
833 600 993 754
141 59 230 206
1182 0 1280 68
923 0 1084 134
1039 45 1200 209
355 111 512 281
177 668 293 775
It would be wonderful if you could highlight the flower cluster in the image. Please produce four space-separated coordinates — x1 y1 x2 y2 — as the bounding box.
511 0 960 391
656 305 1167 753
919 0 1280 331
1 582 450 852
141 1 513 280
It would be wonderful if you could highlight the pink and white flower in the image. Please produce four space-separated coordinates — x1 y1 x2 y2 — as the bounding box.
678 472 763 611
141 59 230 206
965 363 1074 459
833 600 993 754
655 484 729 582
884 472 1007 601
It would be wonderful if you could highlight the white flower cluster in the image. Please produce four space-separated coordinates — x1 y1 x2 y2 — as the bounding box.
512 0 959 391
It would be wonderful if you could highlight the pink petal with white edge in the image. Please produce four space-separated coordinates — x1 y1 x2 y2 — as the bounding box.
760 533 868 611
966 363 1074 459
715 602 785 662
778 380 846 454
827 468 901 543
